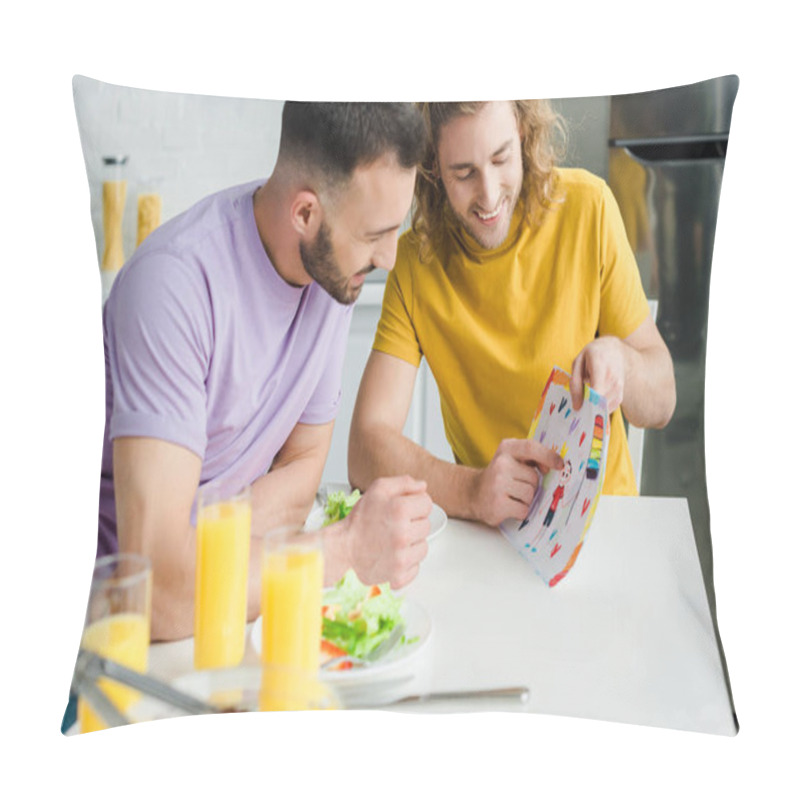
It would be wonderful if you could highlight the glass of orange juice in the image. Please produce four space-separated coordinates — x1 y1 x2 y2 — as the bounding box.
194 484 252 670
260 526 323 708
260 526 324 710
78 553 152 734
257 665 340 713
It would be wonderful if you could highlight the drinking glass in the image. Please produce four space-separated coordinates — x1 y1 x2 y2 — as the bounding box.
194 484 252 669
127 665 340 721
260 526 323 674
78 552 152 734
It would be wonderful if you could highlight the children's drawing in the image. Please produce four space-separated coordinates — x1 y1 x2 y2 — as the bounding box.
543 459 573 527
499 367 609 587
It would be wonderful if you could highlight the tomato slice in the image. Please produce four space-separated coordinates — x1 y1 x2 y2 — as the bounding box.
319 638 353 670
320 639 346 658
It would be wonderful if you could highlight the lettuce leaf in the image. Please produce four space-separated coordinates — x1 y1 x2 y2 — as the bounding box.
322 489 361 527
321 569 404 659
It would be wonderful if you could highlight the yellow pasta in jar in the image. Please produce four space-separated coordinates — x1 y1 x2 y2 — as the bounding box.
136 193 162 246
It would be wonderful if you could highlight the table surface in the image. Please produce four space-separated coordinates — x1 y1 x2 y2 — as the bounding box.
146 495 737 735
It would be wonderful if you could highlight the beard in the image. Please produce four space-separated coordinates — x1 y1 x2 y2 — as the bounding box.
299 220 372 305
450 179 523 251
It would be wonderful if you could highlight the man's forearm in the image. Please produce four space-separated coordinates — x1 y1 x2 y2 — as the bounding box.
250 464 316 537
319 519 353 587
137 523 197 642
621 343 676 429
349 423 479 521
249 420 332 539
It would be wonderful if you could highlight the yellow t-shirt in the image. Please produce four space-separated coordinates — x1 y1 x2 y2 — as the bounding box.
373 168 650 495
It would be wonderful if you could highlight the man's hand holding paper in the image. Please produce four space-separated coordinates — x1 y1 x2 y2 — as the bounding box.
469 439 564 527
569 336 627 414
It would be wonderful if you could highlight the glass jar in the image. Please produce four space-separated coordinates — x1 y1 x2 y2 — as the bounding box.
100 155 128 273
136 176 162 248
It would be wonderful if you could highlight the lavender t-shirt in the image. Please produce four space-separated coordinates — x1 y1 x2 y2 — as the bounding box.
97 180 353 558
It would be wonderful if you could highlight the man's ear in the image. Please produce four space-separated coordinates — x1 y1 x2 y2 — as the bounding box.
289 190 323 239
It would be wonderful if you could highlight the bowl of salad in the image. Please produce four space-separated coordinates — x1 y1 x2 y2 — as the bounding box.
249 568 432 682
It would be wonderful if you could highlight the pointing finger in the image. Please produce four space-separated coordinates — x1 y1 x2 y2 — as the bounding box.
504 439 564 472
523 443 563 473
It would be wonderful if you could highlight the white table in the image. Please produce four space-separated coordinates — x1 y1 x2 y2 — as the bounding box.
147 495 737 735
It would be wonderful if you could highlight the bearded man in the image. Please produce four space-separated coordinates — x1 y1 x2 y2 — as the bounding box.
99 102 431 640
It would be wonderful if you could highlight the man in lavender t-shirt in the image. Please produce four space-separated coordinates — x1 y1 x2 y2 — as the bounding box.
101 103 432 641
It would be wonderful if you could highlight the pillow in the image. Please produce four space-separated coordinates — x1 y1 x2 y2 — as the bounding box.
67 76 738 740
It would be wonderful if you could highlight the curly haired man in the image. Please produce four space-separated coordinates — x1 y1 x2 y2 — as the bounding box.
349 100 676 527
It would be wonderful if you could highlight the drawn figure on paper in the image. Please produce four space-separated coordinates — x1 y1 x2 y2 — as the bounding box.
543 460 572 527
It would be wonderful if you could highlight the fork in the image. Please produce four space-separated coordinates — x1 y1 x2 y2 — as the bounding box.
321 624 406 670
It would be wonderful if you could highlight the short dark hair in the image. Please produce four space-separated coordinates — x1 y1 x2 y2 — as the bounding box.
278 102 425 186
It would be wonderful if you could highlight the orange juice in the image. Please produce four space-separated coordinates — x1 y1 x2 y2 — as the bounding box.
258 666 336 712
194 498 251 669
78 613 149 733
261 547 323 672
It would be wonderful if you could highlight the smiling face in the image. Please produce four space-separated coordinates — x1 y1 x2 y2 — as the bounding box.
436 101 524 251
303 155 417 305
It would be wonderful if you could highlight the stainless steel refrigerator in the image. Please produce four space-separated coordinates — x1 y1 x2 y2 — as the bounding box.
607 75 738 619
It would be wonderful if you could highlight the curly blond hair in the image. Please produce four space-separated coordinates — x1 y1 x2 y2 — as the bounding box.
411 100 566 261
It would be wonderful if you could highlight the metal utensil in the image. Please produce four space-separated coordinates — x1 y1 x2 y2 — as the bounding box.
72 649 219 727
321 623 406 671
347 686 530 711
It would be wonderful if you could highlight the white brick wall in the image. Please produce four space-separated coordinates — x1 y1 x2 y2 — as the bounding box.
73 77 608 285
73 75 284 276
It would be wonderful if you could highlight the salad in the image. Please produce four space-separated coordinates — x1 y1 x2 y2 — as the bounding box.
317 489 411 671
320 569 406 670
322 488 361 526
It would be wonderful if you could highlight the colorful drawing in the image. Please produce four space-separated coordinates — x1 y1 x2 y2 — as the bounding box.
586 414 604 480
499 366 609 587
543 460 572 527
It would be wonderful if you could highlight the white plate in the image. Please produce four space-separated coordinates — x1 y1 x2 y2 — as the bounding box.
308 483 448 542
428 503 447 542
249 598 432 684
